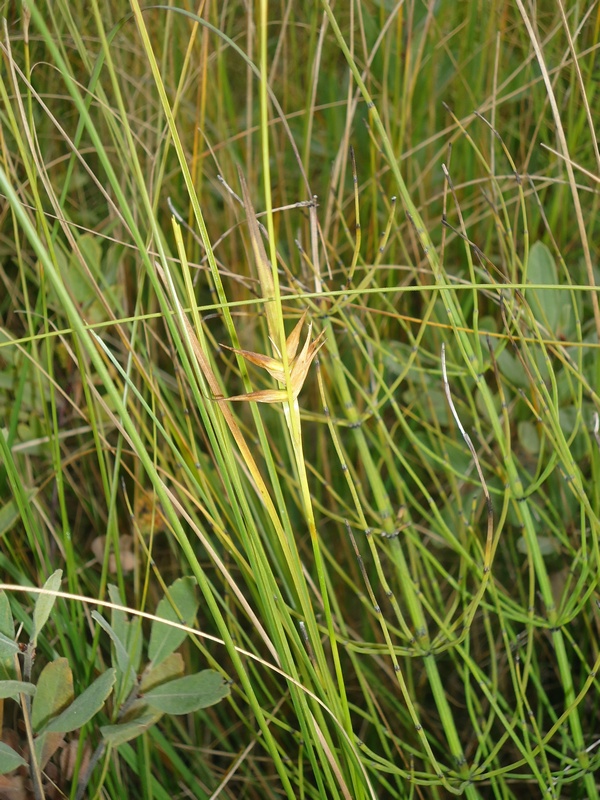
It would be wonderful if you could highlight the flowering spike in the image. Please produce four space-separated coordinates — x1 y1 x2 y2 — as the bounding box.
221 313 324 403
285 310 308 361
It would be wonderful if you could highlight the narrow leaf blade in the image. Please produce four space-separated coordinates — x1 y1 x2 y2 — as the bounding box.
107 584 128 643
238 169 278 345
92 611 135 686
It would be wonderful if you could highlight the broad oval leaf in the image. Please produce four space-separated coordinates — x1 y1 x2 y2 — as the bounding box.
496 348 529 388
100 706 163 746
34 730 65 770
517 421 540 456
0 499 23 541
526 241 560 333
139 652 184 694
517 535 559 557
0 631 18 659
0 657 16 682
0 591 13 638
32 570 63 641
44 668 116 733
0 679 35 699
0 592 17 677
0 741 28 774
143 670 229 715
148 577 198 667
31 657 74 732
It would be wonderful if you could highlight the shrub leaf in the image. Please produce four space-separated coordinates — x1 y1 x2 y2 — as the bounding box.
148 577 198 666
0 679 36 699
100 706 163 746
527 241 560 333
32 570 63 641
0 632 18 660
139 652 184 693
31 657 74 731
0 591 13 638
0 741 28 774
44 668 116 733
143 670 230 715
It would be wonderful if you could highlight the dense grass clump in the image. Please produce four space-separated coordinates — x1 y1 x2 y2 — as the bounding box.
1 1 600 797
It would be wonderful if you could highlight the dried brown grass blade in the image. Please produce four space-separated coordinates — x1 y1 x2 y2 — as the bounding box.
238 168 279 348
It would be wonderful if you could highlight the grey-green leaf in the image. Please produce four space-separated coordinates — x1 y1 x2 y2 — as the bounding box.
0 657 16 682
0 679 36 699
0 591 13 638
139 652 184 694
148 577 198 667
100 706 163 746
526 241 560 333
92 611 135 685
143 670 229 715
31 657 74 731
0 631 18 659
107 585 143 675
108 584 128 644
126 617 143 676
44 668 116 733
93 610 137 703
0 741 28 774
32 570 63 641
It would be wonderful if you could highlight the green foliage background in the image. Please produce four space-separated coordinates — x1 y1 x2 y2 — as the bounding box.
1 1 600 798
